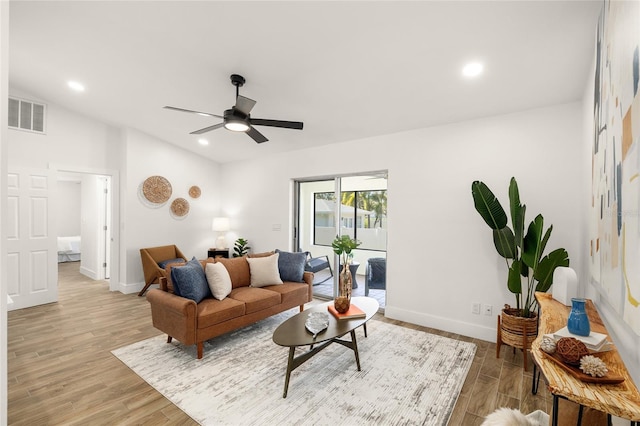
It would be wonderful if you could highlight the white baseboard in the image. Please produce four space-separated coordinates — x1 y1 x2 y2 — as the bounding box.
79 266 97 280
384 304 496 342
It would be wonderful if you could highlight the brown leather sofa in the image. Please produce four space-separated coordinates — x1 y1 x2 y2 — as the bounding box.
146 255 313 359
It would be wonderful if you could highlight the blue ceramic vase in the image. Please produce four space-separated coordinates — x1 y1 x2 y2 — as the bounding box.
567 298 590 336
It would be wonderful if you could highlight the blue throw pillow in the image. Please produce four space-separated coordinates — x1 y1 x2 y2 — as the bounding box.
275 249 306 282
171 257 211 303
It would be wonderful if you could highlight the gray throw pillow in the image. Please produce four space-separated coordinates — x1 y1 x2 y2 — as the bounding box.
275 249 306 282
171 257 211 303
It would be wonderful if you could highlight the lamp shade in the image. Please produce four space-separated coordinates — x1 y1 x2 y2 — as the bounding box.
212 217 230 232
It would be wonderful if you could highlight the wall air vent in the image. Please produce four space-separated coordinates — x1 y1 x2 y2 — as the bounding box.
8 97 46 134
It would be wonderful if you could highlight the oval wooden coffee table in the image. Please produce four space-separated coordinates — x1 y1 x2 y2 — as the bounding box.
272 296 379 398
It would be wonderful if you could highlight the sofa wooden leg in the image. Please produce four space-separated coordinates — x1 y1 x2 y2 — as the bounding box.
167 335 172 343
299 305 304 312
197 342 203 359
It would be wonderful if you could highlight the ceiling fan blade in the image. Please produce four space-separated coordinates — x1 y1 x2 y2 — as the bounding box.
190 123 225 135
164 105 223 119
246 126 268 143
250 118 303 130
234 95 256 115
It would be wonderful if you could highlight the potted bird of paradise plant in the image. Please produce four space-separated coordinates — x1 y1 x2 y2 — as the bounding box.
471 177 569 368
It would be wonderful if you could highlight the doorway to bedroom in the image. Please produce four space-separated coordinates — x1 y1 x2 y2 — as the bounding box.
57 172 111 281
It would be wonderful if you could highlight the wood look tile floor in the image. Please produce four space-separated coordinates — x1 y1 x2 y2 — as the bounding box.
8 262 555 425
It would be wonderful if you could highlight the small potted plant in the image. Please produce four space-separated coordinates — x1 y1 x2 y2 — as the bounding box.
331 235 361 313
233 238 251 258
471 177 569 368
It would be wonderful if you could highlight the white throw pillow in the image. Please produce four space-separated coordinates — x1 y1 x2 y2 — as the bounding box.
247 253 283 287
205 262 232 300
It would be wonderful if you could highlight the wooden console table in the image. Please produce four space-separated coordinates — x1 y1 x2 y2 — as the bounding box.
532 292 640 425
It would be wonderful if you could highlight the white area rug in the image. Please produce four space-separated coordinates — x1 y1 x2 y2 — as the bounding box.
112 311 476 425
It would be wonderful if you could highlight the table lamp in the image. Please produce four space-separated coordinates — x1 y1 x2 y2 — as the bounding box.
212 217 230 249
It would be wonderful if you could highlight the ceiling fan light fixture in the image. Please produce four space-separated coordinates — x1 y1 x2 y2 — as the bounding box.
224 120 250 132
223 108 250 132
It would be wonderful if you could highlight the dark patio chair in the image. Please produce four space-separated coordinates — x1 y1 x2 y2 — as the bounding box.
365 257 386 296
304 251 333 285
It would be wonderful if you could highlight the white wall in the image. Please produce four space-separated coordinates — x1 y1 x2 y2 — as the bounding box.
1 2 9 423
120 128 223 293
221 102 585 343
56 180 81 236
7 88 122 171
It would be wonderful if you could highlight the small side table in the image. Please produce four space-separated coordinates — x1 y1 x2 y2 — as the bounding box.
208 248 230 259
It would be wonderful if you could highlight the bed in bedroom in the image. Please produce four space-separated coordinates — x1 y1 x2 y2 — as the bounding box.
58 236 81 262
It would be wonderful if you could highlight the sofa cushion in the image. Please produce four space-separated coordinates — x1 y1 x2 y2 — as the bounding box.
197 297 246 329
247 251 275 258
216 256 251 288
247 253 283 287
229 287 281 314
170 257 211 303
275 249 306 282
262 282 309 307
205 262 232 300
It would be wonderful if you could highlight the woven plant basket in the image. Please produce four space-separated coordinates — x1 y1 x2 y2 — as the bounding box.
496 306 539 371
500 307 538 349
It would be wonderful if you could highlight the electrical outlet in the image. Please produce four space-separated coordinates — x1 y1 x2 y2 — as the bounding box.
484 304 493 316
472 302 481 315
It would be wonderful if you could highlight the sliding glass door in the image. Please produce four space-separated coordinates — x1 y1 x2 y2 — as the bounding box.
295 172 387 309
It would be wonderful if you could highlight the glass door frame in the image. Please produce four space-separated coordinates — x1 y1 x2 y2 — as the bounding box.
293 171 387 300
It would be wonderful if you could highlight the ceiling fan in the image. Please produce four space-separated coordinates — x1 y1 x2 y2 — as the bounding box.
164 74 304 144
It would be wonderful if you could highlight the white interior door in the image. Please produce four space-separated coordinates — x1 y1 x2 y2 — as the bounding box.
6 168 57 310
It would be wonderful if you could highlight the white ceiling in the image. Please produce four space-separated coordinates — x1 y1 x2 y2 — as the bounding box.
9 1 602 164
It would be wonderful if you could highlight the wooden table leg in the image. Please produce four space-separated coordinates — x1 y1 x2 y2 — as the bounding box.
283 347 295 398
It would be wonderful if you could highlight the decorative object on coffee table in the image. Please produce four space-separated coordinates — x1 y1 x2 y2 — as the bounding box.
142 175 172 204
331 235 361 313
305 312 329 339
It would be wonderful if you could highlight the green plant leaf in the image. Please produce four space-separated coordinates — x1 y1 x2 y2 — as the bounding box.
471 181 507 230
493 227 516 259
534 248 570 292
522 215 544 269
509 178 526 253
508 260 523 294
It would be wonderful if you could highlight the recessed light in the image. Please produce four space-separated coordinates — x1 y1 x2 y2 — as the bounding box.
67 81 85 92
198 138 209 146
462 62 483 78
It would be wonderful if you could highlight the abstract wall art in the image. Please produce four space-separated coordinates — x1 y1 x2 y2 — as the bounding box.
590 0 640 334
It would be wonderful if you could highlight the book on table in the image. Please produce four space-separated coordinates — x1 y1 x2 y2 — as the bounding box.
553 326 608 351
327 304 366 320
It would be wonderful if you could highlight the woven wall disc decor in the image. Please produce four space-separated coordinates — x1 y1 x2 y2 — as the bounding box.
170 198 190 217
189 185 201 199
142 176 172 204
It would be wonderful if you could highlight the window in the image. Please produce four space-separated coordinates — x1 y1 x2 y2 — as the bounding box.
313 189 387 250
